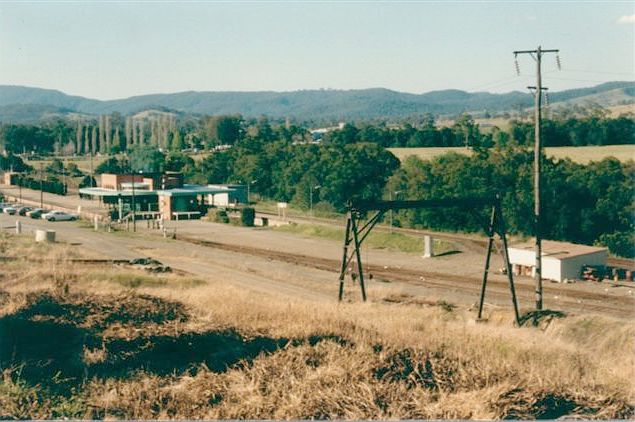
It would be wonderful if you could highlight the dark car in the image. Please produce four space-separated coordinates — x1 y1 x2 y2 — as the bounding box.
26 208 47 219
17 206 33 216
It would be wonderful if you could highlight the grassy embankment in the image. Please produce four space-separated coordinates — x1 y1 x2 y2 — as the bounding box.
0 232 633 419
274 223 456 255
388 145 635 164
25 155 108 174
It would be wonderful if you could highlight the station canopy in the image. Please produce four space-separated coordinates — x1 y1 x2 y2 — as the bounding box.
79 184 233 198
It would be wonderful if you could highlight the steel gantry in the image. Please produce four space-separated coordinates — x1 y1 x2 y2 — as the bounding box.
337 195 521 325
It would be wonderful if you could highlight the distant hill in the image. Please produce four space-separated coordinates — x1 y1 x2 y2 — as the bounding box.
0 81 633 123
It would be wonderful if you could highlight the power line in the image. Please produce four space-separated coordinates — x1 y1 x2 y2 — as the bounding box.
559 68 634 77
546 76 627 84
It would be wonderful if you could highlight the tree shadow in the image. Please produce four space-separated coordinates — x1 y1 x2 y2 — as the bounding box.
432 250 462 258
0 292 294 395
518 309 567 327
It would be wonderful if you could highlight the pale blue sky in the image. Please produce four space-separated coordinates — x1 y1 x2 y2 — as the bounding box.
1 1 633 100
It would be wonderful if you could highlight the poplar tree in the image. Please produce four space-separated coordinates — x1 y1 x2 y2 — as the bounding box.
76 122 83 154
138 120 145 145
84 126 90 155
125 117 133 149
105 115 112 152
150 119 158 147
91 126 98 155
172 128 184 151
99 115 105 153
113 127 121 152
132 119 138 146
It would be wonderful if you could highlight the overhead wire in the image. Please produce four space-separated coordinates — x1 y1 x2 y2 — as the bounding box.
557 68 634 77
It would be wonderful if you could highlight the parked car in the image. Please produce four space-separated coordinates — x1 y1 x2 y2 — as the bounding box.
17 206 33 216
42 210 78 221
26 208 47 219
3 206 17 215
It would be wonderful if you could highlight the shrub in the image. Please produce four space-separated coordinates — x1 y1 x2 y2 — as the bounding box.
240 207 255 227
208 209 229 224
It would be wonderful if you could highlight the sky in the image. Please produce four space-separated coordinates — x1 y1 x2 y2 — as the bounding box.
0 1 633 100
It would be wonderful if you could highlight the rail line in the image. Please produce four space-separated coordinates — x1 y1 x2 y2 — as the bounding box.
179 235 635 319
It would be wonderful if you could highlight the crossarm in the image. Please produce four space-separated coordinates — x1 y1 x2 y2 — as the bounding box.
351 197 496 212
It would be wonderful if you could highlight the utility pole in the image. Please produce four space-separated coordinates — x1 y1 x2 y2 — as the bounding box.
62 157 67 195
39 163 44 208
389 190 401 232
310 185 321 218
514 46 559 311
89 151 95 187
131 170 137 232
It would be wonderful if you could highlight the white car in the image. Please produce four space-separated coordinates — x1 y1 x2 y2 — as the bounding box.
42 210 78 222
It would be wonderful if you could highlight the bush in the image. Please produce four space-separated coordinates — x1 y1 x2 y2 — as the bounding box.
208 209 229 224
15 175 66 195
599 232 635 258
240 207 255 227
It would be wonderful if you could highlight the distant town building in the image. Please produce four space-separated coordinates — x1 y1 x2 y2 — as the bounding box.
309 122 345 142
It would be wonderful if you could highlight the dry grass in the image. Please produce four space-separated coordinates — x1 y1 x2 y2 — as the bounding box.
545 145 635 164
388 145 635 164
0 232 633 419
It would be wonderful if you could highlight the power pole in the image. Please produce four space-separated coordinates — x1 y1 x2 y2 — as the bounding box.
89 151 95 187
39 163 44 208
514 46 559 311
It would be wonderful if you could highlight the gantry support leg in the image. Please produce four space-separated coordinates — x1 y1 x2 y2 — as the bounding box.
338 214 353 301
350 215 367 301
478 199 521 325
496 201 521 325
478 206 497 320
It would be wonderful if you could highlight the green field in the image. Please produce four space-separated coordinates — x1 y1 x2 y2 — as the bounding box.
273 223 455 255
25 155 108 173
388 145 635 164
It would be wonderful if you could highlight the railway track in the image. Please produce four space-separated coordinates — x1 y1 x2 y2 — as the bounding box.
256 211 635 269
180 235 635 319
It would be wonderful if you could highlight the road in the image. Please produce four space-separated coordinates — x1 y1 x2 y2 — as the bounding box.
1 212 633 320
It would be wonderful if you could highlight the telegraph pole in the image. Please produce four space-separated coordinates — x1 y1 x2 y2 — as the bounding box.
514 46 559 311
39 163 44 208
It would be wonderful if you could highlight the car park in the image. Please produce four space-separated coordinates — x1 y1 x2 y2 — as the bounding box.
41 210 78 221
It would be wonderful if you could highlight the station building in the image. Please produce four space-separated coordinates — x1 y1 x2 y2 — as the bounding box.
507 239 608 282
79 172 246 221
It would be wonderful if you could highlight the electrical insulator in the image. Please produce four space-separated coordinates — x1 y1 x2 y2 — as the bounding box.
514 59 520 76
544 92 550 107
556 54 562 70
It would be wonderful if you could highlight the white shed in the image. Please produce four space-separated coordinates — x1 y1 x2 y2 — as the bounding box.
507 240 608 282
206 184 247 206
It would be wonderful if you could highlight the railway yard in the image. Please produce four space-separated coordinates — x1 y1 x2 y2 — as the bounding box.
1 203 633 321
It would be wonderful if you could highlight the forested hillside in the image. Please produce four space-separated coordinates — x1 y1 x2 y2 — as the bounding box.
0 81 632 122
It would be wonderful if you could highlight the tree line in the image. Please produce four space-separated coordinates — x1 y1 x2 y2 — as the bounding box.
1 110 633 155
385 146 634 258
324 114 635 148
